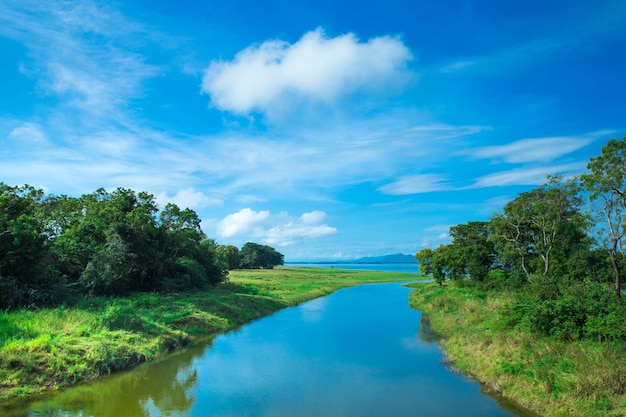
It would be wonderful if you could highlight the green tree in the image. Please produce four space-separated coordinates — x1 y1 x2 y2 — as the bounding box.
80 229 137 295
415 248 435 276
216 245 241 270
580 137 626 300
158 203 224 290
0 183 63 307
490 177 582 283
239 242 284 269
449 221 495 282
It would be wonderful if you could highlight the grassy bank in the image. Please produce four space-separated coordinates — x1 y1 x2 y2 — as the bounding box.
408 282 626 417
0 267 417 401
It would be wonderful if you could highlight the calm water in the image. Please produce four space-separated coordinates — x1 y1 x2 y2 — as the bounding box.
3 283 530 417
285 262 421 274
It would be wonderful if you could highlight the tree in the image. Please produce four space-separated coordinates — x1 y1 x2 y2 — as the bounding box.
158 203 224 290
434 244 465 282
580 137 626 300
449 221 495 282
216 245 241 270
80 229 137 296
239 242 284 269
0 183 65 307
0 183 227 306
490 177 582 282
414 248 435 276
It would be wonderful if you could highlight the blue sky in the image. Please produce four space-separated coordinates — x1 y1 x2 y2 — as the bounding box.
1 0 625 261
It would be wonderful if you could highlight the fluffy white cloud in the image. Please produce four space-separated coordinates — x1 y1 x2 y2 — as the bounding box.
217 208 337 246
218 208 271 238
202 28 413 114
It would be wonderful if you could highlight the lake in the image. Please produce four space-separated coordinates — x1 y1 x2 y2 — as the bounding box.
2 282 531 417
285 262 421 274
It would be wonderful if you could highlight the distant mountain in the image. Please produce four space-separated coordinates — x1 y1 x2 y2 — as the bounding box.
286 253 417 264
350 253 416 264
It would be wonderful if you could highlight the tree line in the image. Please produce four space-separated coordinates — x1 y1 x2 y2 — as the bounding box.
0 186 283 309
415 137 626 342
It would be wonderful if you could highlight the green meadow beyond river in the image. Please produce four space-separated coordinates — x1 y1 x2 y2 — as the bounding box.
2 282 533 417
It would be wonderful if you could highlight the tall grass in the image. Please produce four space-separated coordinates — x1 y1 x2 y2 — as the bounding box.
408 282 626 417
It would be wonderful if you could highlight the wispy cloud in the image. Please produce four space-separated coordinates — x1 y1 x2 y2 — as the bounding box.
436 3 626 75
468 133 606 163
201 27 413 115
378 174 451 196
0 0 161 119
419 224 451 248
469 162 586 188
8 123 47 144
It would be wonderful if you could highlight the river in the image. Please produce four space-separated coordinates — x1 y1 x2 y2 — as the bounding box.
2 282 530 417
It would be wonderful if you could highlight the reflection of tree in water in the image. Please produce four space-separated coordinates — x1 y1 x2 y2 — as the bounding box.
3 342 208 417
417 314 442 344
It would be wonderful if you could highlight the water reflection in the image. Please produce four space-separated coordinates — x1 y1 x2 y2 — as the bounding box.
417 314 442 344
2 283 532 417
2 341 205 417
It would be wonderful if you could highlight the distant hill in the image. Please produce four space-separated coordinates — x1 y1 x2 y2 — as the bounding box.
351 253 416 264
286 253 417 264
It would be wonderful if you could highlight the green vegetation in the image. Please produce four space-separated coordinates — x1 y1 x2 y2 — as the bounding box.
0 267 416 401
0 185 286 310
411 137 626 416
0 186 226 307
409 283 626 417
415 138 626 343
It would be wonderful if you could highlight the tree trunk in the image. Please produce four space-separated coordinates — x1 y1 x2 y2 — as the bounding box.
609 247 622 303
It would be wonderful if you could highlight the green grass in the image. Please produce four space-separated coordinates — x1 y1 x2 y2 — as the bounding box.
408 282 626 417
0 267 418 401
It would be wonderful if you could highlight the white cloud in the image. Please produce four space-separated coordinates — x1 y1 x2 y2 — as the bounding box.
265 212 338 246
419 224 451 248
433 4 626 76
217 208 337 246
469 162 586 188
218 208 271 238
156 188 222 210
300 211 326 224
202 28 413 114
378 174 450 195
8 123 47 143
440 60 475 73
0 1 159 116
469 134 602 163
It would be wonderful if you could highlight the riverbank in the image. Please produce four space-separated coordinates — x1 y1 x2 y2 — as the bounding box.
408 282 626 417
0 267 417 402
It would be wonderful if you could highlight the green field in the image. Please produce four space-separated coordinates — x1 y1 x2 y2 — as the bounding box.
0 267 418 401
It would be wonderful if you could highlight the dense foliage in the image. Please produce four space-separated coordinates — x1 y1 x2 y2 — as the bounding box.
239 242 284 269
214 242 284 270
0 185 286 309
415 137 626 343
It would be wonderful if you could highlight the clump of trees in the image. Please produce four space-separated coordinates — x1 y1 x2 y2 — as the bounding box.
216 242 284 270
0 186 226 307
0 185 281 309
415 137 626 342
